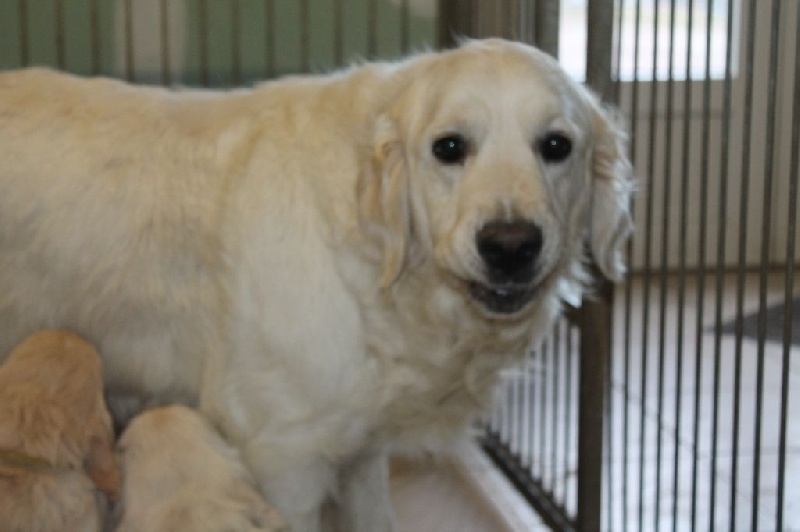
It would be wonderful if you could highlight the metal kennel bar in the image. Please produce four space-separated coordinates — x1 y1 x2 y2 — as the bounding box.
609 0 799 530
478 0 800 530
3 2 799 531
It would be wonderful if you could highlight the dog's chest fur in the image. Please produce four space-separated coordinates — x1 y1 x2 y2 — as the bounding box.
337 258 559 454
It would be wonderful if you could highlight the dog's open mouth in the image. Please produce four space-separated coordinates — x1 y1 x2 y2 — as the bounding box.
468 281 536 315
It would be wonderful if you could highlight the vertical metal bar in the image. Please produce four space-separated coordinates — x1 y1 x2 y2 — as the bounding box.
551 321 562 494
333 0 343 66
160 0 171 86
577 288 612 532
639 0 661 528
520 353 533 467
18 0 29 67
124 0 134 82
527 348 537 475
367 0 377 58
564 321 575 507
559 320 569 505
776 7 800 528
654 2 678 528
623 1 644 529
300 0 309 73
264 0 275 78
539 338 549 483
502 1 514 41
727 0 759 528
500 375 508 444
90 0 100 74
695 1 728 530
501 371 510 445
197 0 208 86
529 346 538 478
534 0 560 56
604 292 614 529
706 0 735 528
611 0 624 102
608 0 625 515
580 3 616 529
672 1 695 529
521 345 532 470
517 0 527 43
562 320 570 506
437 0 475 49
399 0 410 54
55 0 65 70
231 0 242 85
586 0 616 99
751 1 783 527
511 354 521 457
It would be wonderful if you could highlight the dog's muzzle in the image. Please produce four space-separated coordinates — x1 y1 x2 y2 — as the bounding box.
469 220 543 315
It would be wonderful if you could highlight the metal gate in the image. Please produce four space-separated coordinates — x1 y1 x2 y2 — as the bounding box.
484 1 800 531
2 1 798 531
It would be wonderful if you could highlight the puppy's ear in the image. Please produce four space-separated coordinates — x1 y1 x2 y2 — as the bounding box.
587 99 635 282
84 404 121 501
357 115 417 287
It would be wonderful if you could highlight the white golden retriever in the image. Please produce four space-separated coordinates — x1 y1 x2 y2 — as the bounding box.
115 405 288 531
0 39 633 531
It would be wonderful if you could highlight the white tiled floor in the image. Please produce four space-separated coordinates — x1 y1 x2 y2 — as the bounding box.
390 449 550 532
483 270 800 530
605 272 800 531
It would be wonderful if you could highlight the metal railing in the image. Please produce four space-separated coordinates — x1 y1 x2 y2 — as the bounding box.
485 1 800 531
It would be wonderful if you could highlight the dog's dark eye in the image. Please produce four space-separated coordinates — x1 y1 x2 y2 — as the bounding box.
432 134 468 165
538 133 573 163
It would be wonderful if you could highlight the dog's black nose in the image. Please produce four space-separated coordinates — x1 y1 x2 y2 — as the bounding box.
476 220 543 283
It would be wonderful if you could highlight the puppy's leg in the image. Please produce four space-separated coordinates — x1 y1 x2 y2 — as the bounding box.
338 453 395 532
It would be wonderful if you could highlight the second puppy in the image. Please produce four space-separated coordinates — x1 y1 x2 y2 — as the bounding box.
115 405 288 531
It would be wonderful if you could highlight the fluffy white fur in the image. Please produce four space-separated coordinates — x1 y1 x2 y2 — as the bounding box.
0 39 633 531
115 405 288 531
0 330 119 532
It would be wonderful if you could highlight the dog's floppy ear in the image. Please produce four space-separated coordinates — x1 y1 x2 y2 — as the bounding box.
357 115 419 287
587 99 635 282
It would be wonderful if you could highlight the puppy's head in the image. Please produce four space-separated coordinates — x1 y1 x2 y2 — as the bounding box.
116 406 247 512
0 330 119 496
358 39 633 316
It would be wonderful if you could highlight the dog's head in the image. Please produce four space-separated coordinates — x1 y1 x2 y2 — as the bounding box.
358 39 633 316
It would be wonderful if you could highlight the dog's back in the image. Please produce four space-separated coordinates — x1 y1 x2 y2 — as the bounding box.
0 69 232 421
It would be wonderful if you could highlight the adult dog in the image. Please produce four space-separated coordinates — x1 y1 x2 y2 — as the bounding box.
0 39 633 531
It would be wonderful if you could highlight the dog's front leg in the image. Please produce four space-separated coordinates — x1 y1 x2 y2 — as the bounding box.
338 452 395 532
252 455 335 532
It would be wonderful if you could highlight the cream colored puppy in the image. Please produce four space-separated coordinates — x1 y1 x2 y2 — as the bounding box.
115 405 288 532
0 39 633 531
0 330 119 532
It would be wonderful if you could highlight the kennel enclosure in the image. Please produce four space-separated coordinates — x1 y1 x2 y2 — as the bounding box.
2 1 798 530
